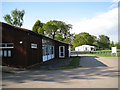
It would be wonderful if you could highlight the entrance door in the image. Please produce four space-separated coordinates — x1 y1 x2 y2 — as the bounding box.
59 46 65 58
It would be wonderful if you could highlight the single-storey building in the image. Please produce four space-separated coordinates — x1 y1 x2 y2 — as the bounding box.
75 45 96 51
0 22 71 68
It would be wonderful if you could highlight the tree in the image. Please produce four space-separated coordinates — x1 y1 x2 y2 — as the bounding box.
98 35 110 49
3 9 25 27
55 33 64 41
109 41 115 49
93 41 100 49
59 23 72 39
91 35 97 42
114 40 120 49
32 20 45 35
37 27 45 35
44 20 59 39
32 20 74 42
44 20 73 40
63 32 74 43
72 32 95 50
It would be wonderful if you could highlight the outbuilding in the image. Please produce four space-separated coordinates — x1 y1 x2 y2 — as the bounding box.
0 22 71 68
75 45 96 51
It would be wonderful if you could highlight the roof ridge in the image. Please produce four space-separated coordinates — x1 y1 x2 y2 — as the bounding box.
1 22 72 45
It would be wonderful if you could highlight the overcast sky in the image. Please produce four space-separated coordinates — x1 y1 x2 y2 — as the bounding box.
0 0 119 43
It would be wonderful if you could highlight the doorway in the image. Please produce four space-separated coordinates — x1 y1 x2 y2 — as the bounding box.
59 46 65 58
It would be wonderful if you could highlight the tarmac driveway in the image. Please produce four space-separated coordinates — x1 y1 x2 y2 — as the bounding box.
2 54 119 88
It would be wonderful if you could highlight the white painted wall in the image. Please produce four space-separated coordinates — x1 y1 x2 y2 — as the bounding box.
75 45 96 51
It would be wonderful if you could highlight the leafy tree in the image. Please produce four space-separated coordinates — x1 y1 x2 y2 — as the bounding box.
3 9 25 27
72 32 95 50
91 35 97 42
64 32 74 43
37 27 45 35
98 35 110 49
55 33 64 41
32 20 45 35
93 41 99 47
109 41 115 49
44 20 73 40
59 23 72 39
32 20 74 42
114 40 120 49
44 20 59 39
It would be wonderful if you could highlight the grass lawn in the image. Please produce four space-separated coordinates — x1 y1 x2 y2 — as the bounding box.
48 56 80 70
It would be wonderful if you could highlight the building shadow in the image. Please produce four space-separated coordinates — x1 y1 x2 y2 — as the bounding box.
2 54 119 87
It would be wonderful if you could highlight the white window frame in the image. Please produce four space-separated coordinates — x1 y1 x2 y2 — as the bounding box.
0 43 14 49
42 38 55 62
59 46 65 58
31 43 37 48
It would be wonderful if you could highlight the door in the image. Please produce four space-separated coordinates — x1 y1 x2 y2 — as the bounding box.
59 46 65 58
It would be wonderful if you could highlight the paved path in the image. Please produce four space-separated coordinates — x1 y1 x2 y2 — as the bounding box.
2 54 119 88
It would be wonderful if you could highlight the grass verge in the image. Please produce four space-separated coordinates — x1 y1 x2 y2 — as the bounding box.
48 56 80 70
82 51 120 57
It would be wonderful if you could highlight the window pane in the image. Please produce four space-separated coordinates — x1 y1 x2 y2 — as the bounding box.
51 46 53 54
7 44 13 47
61 53 63 56
46 47 48 55
8 50 11 57
61 47 63 52
0 43 14 48
0 50 2 57
45 46 47 55
48 45 51 55
4 50 7 57
31 43 37 48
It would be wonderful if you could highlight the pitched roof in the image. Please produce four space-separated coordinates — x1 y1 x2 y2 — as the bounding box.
1 22 72 45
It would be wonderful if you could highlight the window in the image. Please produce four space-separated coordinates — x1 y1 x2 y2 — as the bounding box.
0 43 14 48
61 47 63 52
59 46 65 58
61 53 63 56
42 38 55 61
0 43 13 57
51 46 54 54
0 50 12 57
8 50 11 57
46 47 48 55
31 43 37 48
4 50 7 57
0 50 2 57
42 45 45 56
